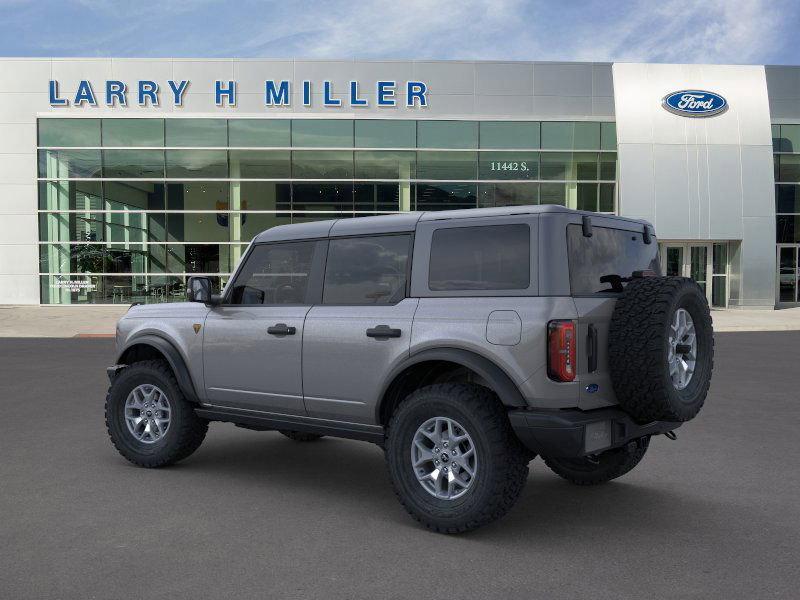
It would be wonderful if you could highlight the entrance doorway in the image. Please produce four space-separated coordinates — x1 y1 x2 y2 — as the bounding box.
777 245 800 305
659 242 729 308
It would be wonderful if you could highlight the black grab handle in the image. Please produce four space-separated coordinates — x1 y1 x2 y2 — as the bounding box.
366 325 402 339
267 323 296 336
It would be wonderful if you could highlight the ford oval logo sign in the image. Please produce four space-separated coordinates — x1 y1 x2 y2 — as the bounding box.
662 90 728 117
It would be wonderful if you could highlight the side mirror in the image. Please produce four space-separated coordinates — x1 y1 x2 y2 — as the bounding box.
186 276 217 304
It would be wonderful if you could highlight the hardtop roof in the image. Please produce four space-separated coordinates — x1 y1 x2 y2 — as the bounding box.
252 205 652 243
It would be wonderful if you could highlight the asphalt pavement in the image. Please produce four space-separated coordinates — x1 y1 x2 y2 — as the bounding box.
1 332 799 599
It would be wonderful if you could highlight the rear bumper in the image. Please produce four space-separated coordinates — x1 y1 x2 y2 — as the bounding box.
508 407 681 458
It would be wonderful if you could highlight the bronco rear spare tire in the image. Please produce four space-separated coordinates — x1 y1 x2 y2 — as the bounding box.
608 276 713 423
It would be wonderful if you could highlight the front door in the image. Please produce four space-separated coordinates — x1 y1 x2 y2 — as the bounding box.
777 245 799 305
202 240 322 414
302 234 415 425
660 243 712 303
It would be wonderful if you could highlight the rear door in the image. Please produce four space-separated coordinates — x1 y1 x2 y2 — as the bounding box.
302 234 416 424
566 220 660 410
202 240 324 414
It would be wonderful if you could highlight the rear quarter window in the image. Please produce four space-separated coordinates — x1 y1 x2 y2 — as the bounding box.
567 224 660 294
428 224 530 291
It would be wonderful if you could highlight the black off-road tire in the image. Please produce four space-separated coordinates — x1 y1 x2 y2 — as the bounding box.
105 360 208 468
609 276 714 423
385 384 529 534
279 430 324 442
543 436 650 486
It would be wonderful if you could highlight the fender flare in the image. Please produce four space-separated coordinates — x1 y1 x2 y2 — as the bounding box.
377 347 527 421
116 334 200 403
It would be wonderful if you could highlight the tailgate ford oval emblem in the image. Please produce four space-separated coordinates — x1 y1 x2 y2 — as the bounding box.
585 383 599 393
662 90 728 117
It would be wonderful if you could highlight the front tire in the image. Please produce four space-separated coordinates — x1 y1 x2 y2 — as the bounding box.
543 436 650 486
105 360 208 468
385 384 529 534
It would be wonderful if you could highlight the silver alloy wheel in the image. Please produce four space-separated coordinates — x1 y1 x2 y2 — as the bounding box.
668 308 697 390
124 384 172 444
411 416 477 500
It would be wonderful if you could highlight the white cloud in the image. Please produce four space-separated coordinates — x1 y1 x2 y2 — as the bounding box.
570 0 786 64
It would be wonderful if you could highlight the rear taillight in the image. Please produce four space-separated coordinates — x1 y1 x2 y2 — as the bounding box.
547 320 576 382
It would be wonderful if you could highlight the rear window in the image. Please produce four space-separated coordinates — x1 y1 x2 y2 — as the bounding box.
429 224 530 291
567 224 660 294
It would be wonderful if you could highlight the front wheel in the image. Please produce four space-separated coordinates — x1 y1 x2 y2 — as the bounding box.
385 384 529 534
543 436 650 486
105 360 208 468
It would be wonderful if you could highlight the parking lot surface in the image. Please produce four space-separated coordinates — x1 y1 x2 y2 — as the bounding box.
1 332 799 599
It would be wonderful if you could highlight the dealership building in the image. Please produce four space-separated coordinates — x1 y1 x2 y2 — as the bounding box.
0 58 799 308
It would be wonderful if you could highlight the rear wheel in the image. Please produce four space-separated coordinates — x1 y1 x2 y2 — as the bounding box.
105 360 208 468
279 430 324 442
543 436 650 485
385 384 529 534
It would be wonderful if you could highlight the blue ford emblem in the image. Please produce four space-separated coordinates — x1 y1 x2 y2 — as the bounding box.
662 90 727 117
585 383 599 394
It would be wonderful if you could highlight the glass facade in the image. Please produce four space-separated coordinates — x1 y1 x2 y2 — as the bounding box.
774 124 800 303
37 118 617 304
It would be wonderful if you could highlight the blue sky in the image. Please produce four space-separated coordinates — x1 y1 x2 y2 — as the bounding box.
1 0 798 64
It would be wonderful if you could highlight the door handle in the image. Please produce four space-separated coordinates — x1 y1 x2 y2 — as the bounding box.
267 323 296 336
366 325 402 339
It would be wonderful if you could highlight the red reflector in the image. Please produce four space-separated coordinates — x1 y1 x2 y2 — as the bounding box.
547 320 576 382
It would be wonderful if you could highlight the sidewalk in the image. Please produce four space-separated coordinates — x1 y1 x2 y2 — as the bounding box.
2 304 800 338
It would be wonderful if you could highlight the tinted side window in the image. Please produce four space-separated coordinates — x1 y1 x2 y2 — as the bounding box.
567 224 660 294
229 242 316 305
323 235 410 305
429 224 530 291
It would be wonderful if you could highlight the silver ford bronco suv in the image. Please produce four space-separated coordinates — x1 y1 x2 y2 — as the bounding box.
106 205 714 533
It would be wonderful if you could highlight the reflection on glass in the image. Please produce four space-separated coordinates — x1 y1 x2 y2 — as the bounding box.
103 150 165 178
479 122 539 149
355 120 416 148
416 152 476 180
39 119 101 147
778 155 800 183
540 153 571 180
102 119 164 147
292 151 353 178
600 122 617 151
238 212 291 241
292 120 353 147
165 119 227 147
229 150 290 178
600 152 616 180
38 149 102 178
539 183 566 205
417 121 478 149
228 120 290 147
166 150 228 178
354 151 415 179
